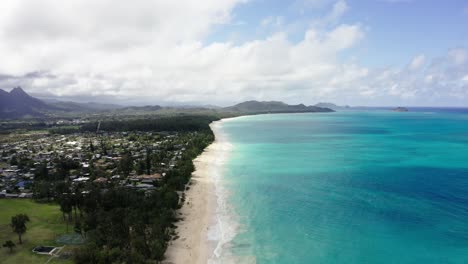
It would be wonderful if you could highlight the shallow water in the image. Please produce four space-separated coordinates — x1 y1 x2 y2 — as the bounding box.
214 110 468 264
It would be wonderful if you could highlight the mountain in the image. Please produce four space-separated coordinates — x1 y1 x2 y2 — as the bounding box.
314 102 350 110
0 87 128 118
0 87 54 118
222 100 333 114
0 88 333 119
119 105 163 112
48 101 124 112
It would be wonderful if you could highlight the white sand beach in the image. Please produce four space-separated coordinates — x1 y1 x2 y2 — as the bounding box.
164 122 224 264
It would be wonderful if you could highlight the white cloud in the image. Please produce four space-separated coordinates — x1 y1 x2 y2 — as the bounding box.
448 48 467 65
0 0 466 106
310 0 349 27
0 0 368 105
325 0 349 24
424 74 433 83
409 54 426 70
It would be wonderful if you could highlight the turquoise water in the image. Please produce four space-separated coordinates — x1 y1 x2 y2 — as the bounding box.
217 110 468 263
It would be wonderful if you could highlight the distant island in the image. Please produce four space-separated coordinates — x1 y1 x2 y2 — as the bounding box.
0 87 333 119
392 107 409 112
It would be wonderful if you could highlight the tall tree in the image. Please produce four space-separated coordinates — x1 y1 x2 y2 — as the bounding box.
136 160 146 175
74 221 83 238
10 214 30 244
59 196 73 231
10 155 18 166
119 151 133 177
2 240 15 253
89 139 95 152
145 147 152 175
100 139 107 155
34 162 49 181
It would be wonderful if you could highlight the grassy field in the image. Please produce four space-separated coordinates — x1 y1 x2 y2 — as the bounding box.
0 199 73 264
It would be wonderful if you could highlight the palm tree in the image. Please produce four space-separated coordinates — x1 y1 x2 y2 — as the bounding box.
10 214 30 244
3 240 16 253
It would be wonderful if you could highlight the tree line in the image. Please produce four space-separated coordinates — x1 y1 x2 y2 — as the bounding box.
80 115 219 133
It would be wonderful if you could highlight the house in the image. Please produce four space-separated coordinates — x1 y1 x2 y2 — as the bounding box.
19 193 33 198
93 177 108 184
134 183 155 190
73 177 90 183
133 174 163 184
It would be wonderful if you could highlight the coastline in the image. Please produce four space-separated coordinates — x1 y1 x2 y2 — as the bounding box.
164 119 234 264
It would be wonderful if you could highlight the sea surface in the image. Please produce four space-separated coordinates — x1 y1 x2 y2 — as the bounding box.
211 109 468 264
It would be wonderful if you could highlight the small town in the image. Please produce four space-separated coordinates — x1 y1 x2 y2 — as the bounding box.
1 130 194 198
0 119 215 263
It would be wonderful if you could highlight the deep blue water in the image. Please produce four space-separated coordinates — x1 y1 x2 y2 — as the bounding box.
217 109 468 263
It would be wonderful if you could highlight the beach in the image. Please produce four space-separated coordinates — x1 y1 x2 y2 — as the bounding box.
164 121 227 264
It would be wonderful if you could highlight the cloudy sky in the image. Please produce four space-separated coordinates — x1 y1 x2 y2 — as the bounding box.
0 0 467 106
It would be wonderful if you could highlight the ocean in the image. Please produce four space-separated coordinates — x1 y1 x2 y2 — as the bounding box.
210 109 468 264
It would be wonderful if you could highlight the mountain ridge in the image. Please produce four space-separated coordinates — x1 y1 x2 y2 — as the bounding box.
222 100 333 113
0 87 52 118
314 102 350 109
0 88 334 119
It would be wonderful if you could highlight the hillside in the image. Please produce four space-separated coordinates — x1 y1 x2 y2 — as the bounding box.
48 101 123 112
0 87 53 118
0 88 333 119
314 102 350 110
222 100 333 114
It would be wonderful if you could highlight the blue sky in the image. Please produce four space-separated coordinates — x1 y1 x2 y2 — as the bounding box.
213 0 468 67
0 0 467 106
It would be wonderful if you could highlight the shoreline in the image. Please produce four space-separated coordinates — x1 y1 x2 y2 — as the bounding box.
164 119 234 264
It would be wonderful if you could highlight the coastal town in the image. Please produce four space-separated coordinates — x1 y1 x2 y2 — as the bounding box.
1 130 193 199
0 116 216 263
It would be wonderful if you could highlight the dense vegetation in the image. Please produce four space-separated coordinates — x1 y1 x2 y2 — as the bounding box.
21 115 217 263
73 130 214 263
81 115 219 133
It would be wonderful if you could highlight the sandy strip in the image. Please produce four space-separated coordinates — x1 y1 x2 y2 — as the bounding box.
164 123 222 264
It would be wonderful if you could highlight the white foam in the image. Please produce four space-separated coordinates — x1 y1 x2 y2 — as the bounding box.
206 120 241 264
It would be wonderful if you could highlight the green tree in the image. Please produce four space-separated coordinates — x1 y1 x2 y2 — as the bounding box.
59 196 73 231
145 147 152 175
10 214 30 244
89 140 95 152
10 155 18 166
100 139 108 155
34 162 49 181
74 221 83 237
2 240 15 253
136 160 146 175
89 160 95 178
119 152 133 177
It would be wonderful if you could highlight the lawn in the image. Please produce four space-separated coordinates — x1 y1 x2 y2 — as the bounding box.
0 199 74 264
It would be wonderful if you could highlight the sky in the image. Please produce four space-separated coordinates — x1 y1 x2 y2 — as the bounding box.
0 0 467 106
